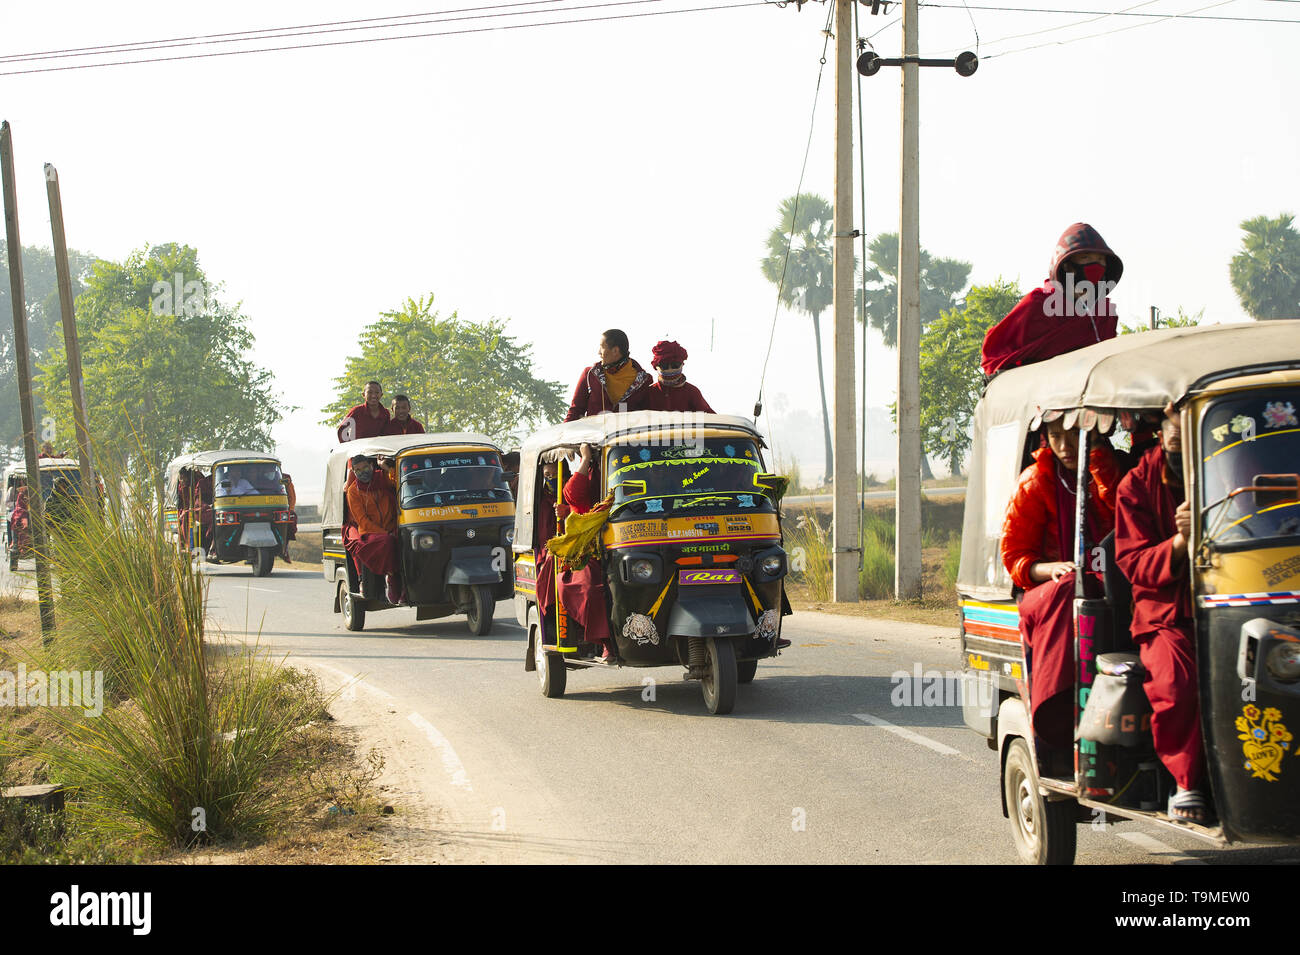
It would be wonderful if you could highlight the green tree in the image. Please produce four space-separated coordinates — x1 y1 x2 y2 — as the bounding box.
40 244 283 499
760 193 836 483
1121 307 1202 334
0 242 99 451
919 279 1022 477
859 232 972 349
322 295 565 444
1230 213 1300 320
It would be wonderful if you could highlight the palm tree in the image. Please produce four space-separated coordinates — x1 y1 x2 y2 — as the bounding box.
1230 213 1300 320
859 232 972 479
761 193 836 483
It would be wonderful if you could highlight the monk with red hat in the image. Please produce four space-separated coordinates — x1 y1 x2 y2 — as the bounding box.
337 381 391 442
645 340 714 414
343 454 403 605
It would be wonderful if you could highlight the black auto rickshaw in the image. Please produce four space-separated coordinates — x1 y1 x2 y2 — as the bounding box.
4 458 98 569
322 433 516 634
165 450 292 577
513 411 792 715
959 322 1300 864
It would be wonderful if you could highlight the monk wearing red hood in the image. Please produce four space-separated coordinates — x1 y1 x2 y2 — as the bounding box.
343 454 403 605
645 340 715 414
981 223 1123 378
338 381 391 442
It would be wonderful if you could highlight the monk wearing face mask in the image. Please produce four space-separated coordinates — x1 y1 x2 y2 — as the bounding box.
644 340 715 414
344 454 403 605
981 223 1124 378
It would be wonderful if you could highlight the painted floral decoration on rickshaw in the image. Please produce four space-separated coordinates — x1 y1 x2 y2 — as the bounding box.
1262 401 1298 429
1237 705 1294 782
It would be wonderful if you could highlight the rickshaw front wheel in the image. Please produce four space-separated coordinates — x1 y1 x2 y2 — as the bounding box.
8 551 15 572
701 638 738 715
466 584 495 636
339 580 365 632
1004 738 1076 865
535 624 566 698
253 547 275 577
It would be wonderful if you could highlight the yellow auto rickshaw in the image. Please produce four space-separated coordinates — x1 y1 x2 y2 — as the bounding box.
959 321 1300 864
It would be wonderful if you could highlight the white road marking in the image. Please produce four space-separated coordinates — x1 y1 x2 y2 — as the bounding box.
1117 831 1208 864
407 711 474 792
308 661 395 700
245 587 278 593
852 712 962 756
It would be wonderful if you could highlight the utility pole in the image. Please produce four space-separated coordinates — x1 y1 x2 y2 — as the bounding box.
45 164 94 490
1 122 55 637
832 0 859 601
857 4 975 600
895 0 923 600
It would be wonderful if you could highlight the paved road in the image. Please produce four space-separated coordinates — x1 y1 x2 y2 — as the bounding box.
184 561 1297 866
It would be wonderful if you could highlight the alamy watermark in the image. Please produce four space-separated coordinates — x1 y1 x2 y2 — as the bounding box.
0 664 103 717
890 662 995 717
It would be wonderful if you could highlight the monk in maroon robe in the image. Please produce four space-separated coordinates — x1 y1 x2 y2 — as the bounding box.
1115 406 1207 821
555 444 614 659
343 455 403 604
338 381 391 442
644 340 715 414
981 223 1123 377
384 395 425 435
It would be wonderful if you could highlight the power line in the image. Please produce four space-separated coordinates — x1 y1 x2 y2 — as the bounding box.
0 1 768 77
982 0 1245 58
919 1 1300 24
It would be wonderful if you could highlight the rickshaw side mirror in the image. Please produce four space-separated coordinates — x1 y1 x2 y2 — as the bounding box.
753 472 789 502
1253 473 1300 509
620 480 647 498
219 480 232 489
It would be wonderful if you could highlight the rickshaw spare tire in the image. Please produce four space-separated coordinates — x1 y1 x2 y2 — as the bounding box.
737 659 758 684
1003 738 1076 865
701 637 737 715
253 547 275 577
536 624 566 698
467 584 495 636
339 580 365 632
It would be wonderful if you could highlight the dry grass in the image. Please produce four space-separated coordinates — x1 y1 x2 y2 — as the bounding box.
288 530 323 566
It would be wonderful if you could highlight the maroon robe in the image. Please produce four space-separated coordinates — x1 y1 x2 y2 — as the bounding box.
645 377 715 414
554 467 611 643
1114 444 1203 790
385 416 425 435
338 402 391 442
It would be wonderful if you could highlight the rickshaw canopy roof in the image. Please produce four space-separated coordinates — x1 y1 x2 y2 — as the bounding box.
514 411 769 554
959 321 1300 601
321 432 502 529
165 449 282 495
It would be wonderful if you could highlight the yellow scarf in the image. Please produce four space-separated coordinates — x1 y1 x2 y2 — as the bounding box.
603 361 638 405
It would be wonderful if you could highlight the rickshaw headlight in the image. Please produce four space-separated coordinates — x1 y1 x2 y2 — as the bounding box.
1266 642 1300 682
412 531 440 552
502 525 514 546
759 554 785 577
630 559 655 582
215 511 239 526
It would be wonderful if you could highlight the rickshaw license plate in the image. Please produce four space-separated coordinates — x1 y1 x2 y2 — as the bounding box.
679 570 741 586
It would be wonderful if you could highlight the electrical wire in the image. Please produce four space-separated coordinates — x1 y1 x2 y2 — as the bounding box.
984 0 1242 59
754 4 836 418
0 0 768 77
919 0 1298 24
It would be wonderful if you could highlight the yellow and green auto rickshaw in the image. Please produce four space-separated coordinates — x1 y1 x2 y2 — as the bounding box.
958 321 1300 864
322 433 516 634
513 411 791 715
165 450 291 577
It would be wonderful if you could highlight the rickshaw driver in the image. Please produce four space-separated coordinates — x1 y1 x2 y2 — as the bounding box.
1002 416 1122 759
1115 404 1209 823
343 453 404 605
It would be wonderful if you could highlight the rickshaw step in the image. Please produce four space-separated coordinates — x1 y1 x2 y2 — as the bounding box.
540 644 578 654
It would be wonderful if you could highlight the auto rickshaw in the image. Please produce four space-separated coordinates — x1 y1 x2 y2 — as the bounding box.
321 433 515 634
3 458 96 569
513 411 792 715
165 450 292 577
958 321 1300 864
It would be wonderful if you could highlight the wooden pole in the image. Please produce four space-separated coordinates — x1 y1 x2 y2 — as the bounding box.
44 164 94 490
1 122 55 636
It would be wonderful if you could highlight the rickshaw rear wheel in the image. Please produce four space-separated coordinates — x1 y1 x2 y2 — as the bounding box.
8 551 15 572
467 584 495 636
535 624 566 698
253 547 275 577
339 580 365 631
737 659 758 684
1004 738 1076 865
701 637 738 715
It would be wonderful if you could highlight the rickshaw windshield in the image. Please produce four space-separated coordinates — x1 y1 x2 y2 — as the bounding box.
214 462 283 498
606 437 774 516
39 468 80 498
399 451 509 508
1201 391 1300 546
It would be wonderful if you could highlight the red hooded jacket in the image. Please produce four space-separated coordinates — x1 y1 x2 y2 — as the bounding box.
981 223 1124 377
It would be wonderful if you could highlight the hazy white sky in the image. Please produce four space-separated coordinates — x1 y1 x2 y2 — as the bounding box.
2 0 1296 496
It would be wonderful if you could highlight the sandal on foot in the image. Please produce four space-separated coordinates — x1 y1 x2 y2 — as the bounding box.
1168 787 1213 825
